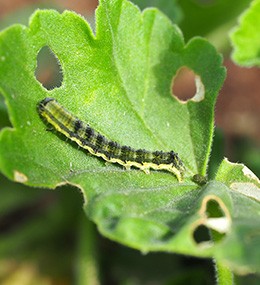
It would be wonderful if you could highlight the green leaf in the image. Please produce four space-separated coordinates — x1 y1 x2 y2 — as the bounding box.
215 159 260 274
178 0 252 40
0 1 225 184
230 0 260 67
132 0 252 42
3 0 249 271
216 158 260 201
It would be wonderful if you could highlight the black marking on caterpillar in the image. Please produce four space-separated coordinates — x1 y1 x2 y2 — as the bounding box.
37 98 185 181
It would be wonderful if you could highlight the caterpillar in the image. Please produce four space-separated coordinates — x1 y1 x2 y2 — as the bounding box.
37 98 185 181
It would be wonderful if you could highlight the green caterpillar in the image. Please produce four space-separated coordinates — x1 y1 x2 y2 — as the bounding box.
38 98 185 181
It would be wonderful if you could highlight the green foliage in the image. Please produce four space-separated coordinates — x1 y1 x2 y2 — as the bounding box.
178 0 252 39
133 0 252 40
132 0 183 23
215 159 260 273
0 2 225 185
230 0 260 66
0 174 83 280
0 0 259 280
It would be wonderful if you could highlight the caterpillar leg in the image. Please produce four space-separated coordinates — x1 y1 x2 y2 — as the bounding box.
124 164 131 171
141 168 150 174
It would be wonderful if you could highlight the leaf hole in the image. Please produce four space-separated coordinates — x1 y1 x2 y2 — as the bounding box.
197 198 230 243
193 225 211 244
205 200 225 218
35 46 63 90
205 200 229 241
172 66 205 103
0 95 11 128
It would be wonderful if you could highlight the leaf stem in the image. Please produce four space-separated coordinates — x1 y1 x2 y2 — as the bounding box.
214 259 234 285
76 214 100 285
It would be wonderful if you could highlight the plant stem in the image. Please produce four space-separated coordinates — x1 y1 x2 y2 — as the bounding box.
76 213 100 285
214 259 234 285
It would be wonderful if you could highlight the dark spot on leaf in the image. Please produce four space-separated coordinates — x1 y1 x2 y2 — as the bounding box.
106 217 120 231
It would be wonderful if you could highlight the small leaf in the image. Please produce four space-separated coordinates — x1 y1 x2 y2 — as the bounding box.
216 158 259 185
230 0 260 67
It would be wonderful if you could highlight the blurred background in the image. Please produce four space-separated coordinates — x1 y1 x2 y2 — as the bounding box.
0 0 259 284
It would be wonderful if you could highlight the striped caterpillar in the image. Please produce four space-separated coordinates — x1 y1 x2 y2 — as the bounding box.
37 98 185 181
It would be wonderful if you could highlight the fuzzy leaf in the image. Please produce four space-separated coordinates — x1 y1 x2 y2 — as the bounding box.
7 0 260 274
231 0 260 66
